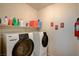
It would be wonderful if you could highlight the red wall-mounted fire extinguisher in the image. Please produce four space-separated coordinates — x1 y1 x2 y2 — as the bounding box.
75 18 79 37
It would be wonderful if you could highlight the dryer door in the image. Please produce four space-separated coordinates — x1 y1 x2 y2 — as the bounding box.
12 39 34 56
42 32 48 47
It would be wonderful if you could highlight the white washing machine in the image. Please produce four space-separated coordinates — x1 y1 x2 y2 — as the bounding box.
33 32 48 56
2 32 34 56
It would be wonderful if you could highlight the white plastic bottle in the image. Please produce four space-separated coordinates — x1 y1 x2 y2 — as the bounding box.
2 16 8 25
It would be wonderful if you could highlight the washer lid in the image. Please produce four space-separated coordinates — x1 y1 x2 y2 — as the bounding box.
42 32 48 47
12 39 34 56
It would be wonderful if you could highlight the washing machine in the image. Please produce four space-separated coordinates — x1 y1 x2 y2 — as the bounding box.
2 32 34 56
33 32 48 56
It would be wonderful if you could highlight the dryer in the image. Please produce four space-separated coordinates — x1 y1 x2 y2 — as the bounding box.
33 32 48 56
2 32 34 56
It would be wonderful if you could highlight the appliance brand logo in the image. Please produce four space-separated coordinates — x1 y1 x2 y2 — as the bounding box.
8 36 12 37
9 39 17 41
8 36 17 41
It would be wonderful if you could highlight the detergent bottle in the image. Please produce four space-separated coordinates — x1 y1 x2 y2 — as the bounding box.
8 18 13 26
38 19 42 29
13 17 19 26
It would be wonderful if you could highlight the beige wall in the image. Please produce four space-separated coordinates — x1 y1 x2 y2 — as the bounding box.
0 3 38 55
38 4 78 56
0 3 37 20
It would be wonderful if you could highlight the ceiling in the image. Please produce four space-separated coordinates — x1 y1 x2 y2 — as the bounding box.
27 3 53 10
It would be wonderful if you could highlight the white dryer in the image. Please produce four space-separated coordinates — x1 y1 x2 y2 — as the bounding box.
2 32 34 56
33 32 48 56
